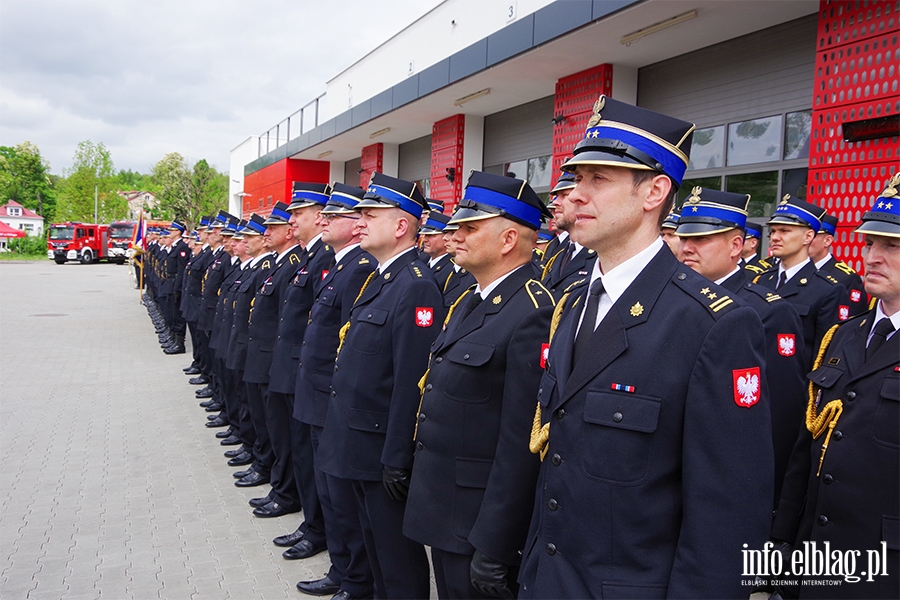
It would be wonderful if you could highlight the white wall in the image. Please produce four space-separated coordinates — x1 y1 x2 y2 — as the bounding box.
0 216 44 237
229 136 260 215
322 0 556 120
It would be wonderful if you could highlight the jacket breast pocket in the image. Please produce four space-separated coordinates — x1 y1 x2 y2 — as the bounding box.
349 307 388 354
873 375 899 447
347 408 388 435
582 390 660 485
442 342 494 403
291 272 310 288
792 303 811 317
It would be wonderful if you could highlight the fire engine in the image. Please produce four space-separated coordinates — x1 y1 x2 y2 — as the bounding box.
46 222 131 264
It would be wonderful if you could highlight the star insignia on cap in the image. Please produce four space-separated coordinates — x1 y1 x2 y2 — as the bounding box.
630 302 644 317
492 295 502 304
877 201 885 209
886 202 893 209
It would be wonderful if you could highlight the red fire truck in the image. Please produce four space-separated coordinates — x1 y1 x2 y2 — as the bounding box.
46 222 132 264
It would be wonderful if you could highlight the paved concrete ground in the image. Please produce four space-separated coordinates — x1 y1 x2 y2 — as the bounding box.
0 261 333 599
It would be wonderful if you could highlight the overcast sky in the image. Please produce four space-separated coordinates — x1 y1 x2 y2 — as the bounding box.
0 0 443 176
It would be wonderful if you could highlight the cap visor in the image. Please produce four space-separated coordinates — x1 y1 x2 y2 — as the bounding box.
674 223 737 237
854 221 900 238
562 151 652 173
447 208 501 225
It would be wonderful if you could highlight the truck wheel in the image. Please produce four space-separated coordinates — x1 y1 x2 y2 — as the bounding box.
54 258 66 265
116 257 126 265
80 250 93 264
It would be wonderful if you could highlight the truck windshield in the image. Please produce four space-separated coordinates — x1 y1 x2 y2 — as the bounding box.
49 227 74 240
109 225 133 239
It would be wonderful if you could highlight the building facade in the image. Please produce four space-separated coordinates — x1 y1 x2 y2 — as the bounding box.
0 200 44 237
231 0 898 272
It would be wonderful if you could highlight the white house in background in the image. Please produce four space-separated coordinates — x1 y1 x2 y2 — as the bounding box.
0 200 44 237
119 191 158 220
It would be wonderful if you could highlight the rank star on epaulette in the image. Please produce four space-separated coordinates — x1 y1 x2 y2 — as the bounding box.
700 287 710 296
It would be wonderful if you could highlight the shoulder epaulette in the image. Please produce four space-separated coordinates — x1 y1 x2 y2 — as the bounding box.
674 272 739 318
525 279 555 309
562 278 586 295
743 282 782 303
358 256 370 264
833 261 856 275
410 263 424 278
744 264 765 274
759 258 774 269
815 271 840 285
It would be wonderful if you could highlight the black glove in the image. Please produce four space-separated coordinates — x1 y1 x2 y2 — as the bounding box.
470 549 514 599
382 465 411 501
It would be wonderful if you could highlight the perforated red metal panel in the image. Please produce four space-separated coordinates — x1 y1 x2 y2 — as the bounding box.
431 114 465 211
243 158 330 220
816 0 898 51
550 64 613 187
360 143 384 189
808 0 899 273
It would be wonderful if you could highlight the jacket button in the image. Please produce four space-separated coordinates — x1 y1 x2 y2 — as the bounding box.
416 441 424 451
331 391 336 397
425 384 432 392
545 543 557 555
374 423 380 429
463 354 470 360
823 474 834 484
613 412 623 423
834 431 843 441
818 515 829 526
298 362 302 368
367 314 373 319
548 499 559 511
846 391 856 401
557 409 566 420
334 365 339 372
435 356 442 363
538 388 542 396
418 413 426 422
551 454 561 466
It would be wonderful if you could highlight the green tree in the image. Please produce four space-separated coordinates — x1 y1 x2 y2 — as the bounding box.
115 168 157 193
56 141 127 223
0 142 57 221
152 153 227 227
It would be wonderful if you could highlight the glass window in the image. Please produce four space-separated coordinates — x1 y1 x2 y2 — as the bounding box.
687 126 725 171
526 155 552 191
726 171 778 218
727 115 783 166
678 176 722 206
503 159 527 180
416 178 431 199
784 110 812 160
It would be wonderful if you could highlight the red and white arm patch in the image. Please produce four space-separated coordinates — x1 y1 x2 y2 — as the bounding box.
415 307 434 327
733 367 761 408
777 334 796 357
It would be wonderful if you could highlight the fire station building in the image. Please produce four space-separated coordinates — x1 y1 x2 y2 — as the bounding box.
230 0 898 272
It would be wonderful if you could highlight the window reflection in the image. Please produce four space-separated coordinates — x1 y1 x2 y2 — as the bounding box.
687 126 724 171
678 176 722 206
784 110 812 160
727 115 783 166
726 171 778 218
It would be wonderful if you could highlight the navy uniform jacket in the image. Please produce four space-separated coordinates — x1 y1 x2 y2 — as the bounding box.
755 261 849 369
294 246 375 427
404 264 554 565
442 264 476 308
772 311 899 598
198 248 228 332
317 248 445 481
165 240 190 297
182 246 213 321
542 235 565 267
721 269 807 502
428 253 453 293
268 239 334 396
209 257 240 356
225 256 274 372
820 255 867 317
541 245 597 300
520 246 773 600
244 246 304 384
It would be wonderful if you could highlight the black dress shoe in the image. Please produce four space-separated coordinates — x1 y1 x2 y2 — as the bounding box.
233 467 254 479
227 451 253 466
189 375 210 385
235 471 270 487
283 538 327 560
215 428 235 439
296 574 341 596
273 527 305 547
205 417 229 428
249 495 273 508
204 403 223 412
223 446 246 458
199 398 216 407
330 591 369 600
195 387 214 399
219 435 241 446
183 366 201 375
253 501 301 518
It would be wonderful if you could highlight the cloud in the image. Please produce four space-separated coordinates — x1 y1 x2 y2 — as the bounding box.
0 0 442 174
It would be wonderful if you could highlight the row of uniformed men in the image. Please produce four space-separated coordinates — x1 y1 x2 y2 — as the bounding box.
138 94 897 600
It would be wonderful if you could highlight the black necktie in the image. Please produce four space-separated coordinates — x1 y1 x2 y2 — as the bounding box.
573 279 604 361
557 242 575 273
866 318 895 360
776 271 787 289
458 292 482 322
